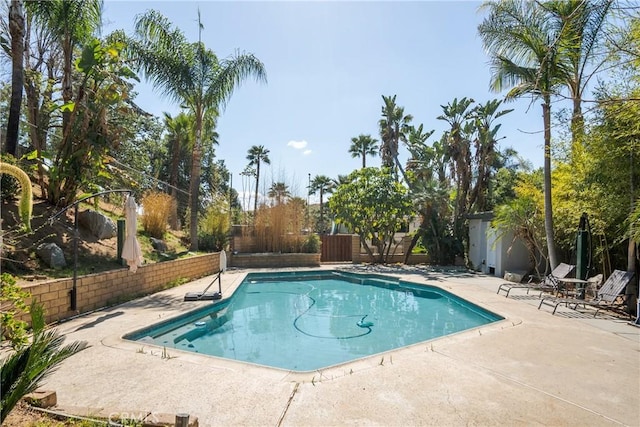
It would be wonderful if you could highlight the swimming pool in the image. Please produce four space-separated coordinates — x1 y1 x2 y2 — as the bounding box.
125 270 502 371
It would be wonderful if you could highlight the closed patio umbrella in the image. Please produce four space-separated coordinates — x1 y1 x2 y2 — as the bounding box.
121 195 143 272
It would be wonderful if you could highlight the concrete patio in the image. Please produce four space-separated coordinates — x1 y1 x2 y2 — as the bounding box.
41 266 639 426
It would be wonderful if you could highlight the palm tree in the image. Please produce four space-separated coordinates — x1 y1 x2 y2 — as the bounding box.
437 97 476 243
478 0 566 269
130 10 266 251
5 0 25 156
469 99 513 212
163 112 193 199
268 181 290 205
246 145 271 213
309 175 335 234
349 134 378 168
542 0 613 147
163 112 193 229
1 303 87 423
379 95 413 182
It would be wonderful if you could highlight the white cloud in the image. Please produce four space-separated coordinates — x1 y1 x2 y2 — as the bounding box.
287 140 308 150
303 149 312 156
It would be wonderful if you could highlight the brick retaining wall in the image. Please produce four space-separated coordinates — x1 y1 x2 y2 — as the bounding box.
229 253 321 268
19 252 220 324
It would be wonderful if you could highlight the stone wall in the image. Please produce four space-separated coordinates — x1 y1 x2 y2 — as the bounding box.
20 252 220 324
229 253 321 268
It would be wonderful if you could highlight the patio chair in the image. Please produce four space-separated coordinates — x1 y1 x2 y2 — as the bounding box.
538 269 635 316
496 263 575 298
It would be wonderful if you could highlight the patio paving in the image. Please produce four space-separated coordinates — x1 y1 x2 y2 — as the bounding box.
41 266 640 426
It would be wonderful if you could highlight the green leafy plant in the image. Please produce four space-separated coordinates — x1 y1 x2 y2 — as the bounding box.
1 302 88 423
0 273 31 349
301 234 321 254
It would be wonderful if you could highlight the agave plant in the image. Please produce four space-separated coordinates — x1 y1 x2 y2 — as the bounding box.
0 302 88 423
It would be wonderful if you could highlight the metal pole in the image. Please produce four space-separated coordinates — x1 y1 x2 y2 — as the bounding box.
175 413 190 427
48 189 132 312
71 204 79 311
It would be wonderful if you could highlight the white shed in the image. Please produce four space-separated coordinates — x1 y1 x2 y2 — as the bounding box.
468 212 531 278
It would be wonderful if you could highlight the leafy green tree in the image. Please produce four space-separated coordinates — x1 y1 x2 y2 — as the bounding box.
309 174 335 234
130 9 266 251
26 0 103 134
349 134 378 168
246 145 271 213
329 168 414 262
46 38 136 205
379 95 412 181
492 173 547 277
479 0 567 269
1 302 88 423
198 195 230 251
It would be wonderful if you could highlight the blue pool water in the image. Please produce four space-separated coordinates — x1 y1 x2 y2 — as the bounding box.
126 270 502 371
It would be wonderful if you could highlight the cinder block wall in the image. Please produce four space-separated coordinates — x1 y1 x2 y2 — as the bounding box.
229 253 320 268
20 252 220 324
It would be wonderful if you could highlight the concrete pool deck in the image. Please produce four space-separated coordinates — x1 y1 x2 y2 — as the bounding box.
41 266 639 426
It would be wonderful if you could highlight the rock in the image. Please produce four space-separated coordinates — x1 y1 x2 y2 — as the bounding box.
24 390 57 408
149 237 167 252
36 243 67 269
78 209 116 240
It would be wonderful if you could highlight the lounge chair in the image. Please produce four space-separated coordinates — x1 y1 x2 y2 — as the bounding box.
538 270 635 316
496 263 575 298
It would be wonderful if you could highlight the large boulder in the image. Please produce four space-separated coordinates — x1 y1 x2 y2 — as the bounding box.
36 243 67 269
78 209 116 240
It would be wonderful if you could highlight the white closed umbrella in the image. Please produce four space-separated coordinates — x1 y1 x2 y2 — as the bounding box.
121 195 143 273
220 250 227 272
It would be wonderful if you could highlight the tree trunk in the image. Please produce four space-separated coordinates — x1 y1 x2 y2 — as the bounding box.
168 136 180 229
62 35 73 134
6 0 25 156
542 101 557 270
254 162 260 214
189 116 203 251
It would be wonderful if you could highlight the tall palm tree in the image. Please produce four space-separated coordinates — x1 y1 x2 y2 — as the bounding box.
5 0 25 156
268 182 290 205
478 0 568 270
437 97 476 242
163 112 193 199
379 95 413 182
246 145 271 213
542 0 613 147
309 175 335 234
469 99 512 212
349 134 378 168
130 10 266 251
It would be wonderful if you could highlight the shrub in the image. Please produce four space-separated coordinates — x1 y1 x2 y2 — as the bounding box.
141 191 174 239
198 197 230 251
302 233 321 253
0 273 30 349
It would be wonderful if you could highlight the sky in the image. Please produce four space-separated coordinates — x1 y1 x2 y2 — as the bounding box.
102 0 550 205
